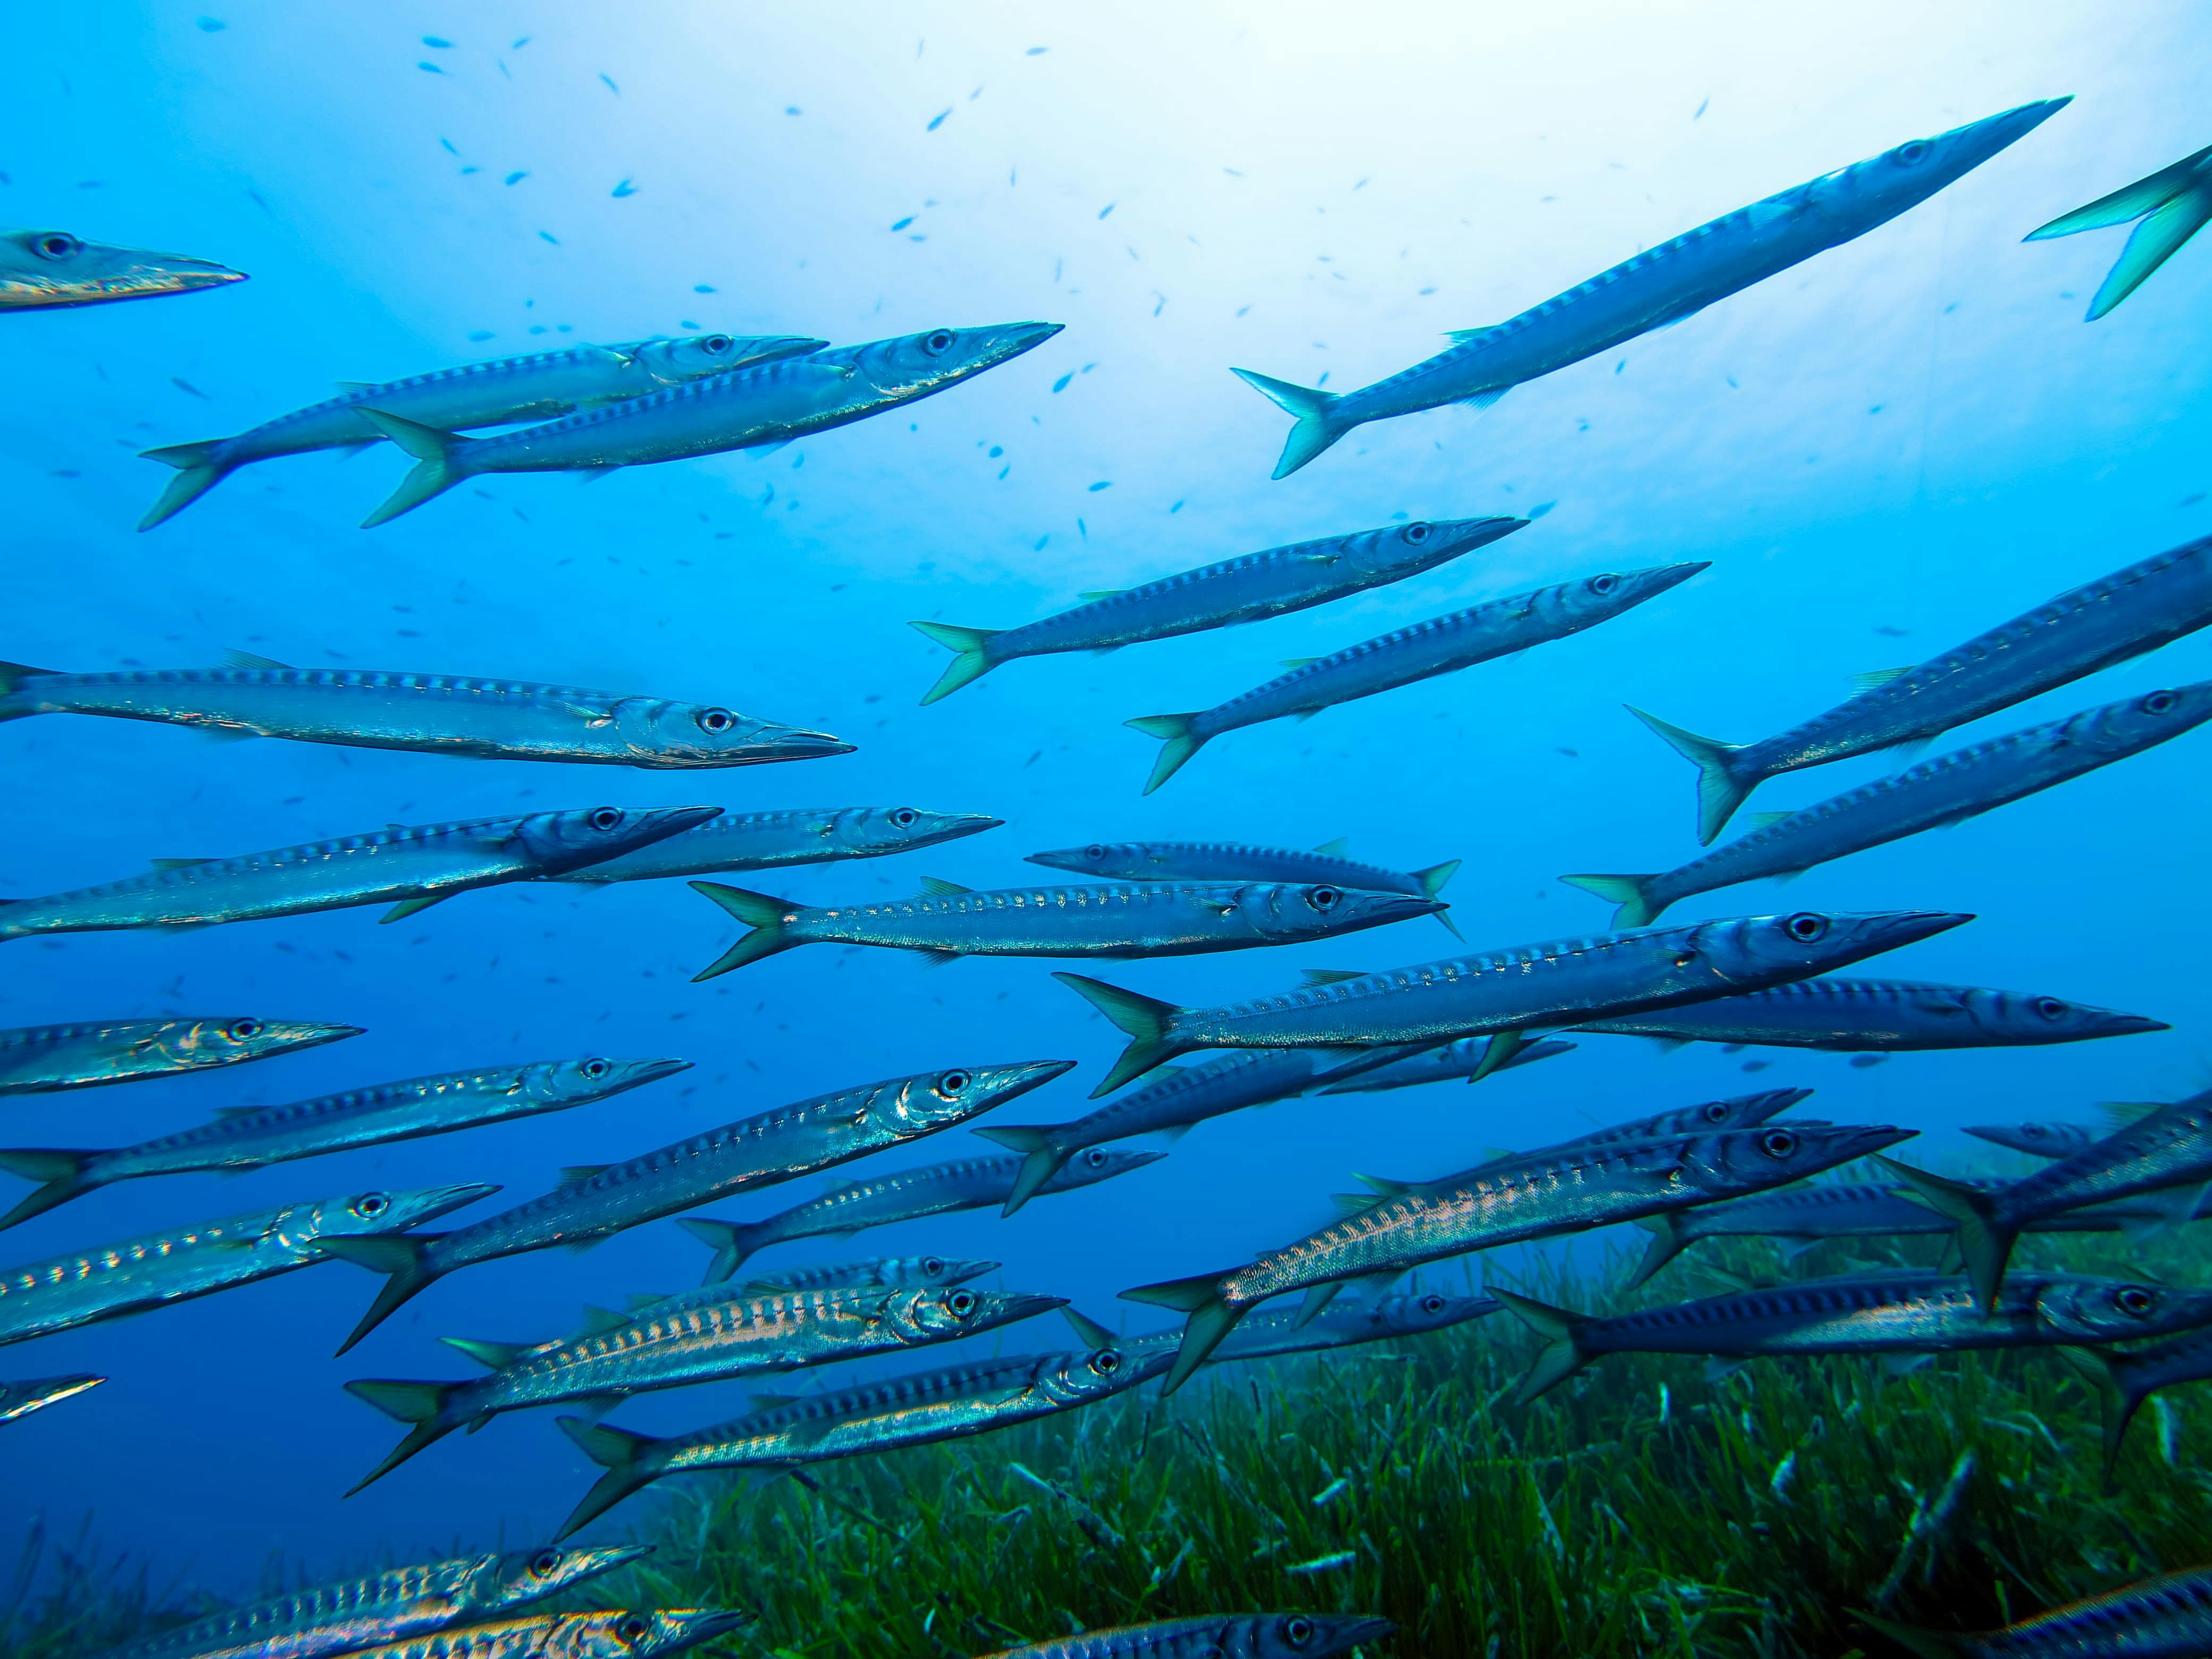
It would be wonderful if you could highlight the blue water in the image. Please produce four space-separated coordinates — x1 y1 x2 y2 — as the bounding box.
6 2 2209 1598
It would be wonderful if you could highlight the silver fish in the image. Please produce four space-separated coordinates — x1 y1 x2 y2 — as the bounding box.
1633 531 2212 842
682 1147 1165 1284
327 1062 1073 1353
276 1612 751 1659
0 1372 102 1425
138 333 825 529
1963 1120 2109 1158
0 1183 493 1348
344 1282 1065 1489
1128 563 1707 793
2027 143 2212 321
359 323 1063 526
689 877 1442 978
553 806 1001 884
910 516 1525 702
974 1615 1395 1659
1314 1036 1577 1092
0 1057 690 1231
1125 1290 1498 1367
1858 1564 2212 1659
1027 837 1461 937
0 1015 361 1097
1570 683 2212 926
1059 909 1970 1097
97 1547 651 1659
1233 100 2067 477
1572 977 2169 1052
736 1253 999 1295
0 652 849 768
1 226 243 311
0 806 719 941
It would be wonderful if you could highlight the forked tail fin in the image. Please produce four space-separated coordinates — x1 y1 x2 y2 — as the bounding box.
356 410 480 527
1411 859 1463 937
1125 713 1209 795
1490 1286 1594 1404
909 621 1004 705
136 440 235 531
2055 1346 2148 1485
968 1124 1069 1217
1623 1212 1690 1291
322 1233 448 1355
0 1149 97 1230
1878 1156 2015 1312
1120 1269 1246 1394
554 1417 664 1539
1230 368 1351 479
1624 706 1753 845
2025 147 2212 321
341 1379 468 1494
689 883 806 979
1557 873 1664 929
677 1215 767 1285
1052 973 1191 1097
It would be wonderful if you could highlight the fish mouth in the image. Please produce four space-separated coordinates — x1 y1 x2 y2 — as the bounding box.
1001 1292 1074 1323
1003 320 1066 354
572 1541 656 1573
613 1058 695 1091
643 805 727 839
1437 515 1531 552
1023 849 1086 874
2096 1013 2174 1037
1848 910 1976 959
117 254 248 296
937 812 1005 837
283 1022 368 1048
758 728 854 760
977 1059 1080 1108
405 1181 504 1225
1834 1124 1917 1161
1324 1616 1397 1654
665 1608 757 1647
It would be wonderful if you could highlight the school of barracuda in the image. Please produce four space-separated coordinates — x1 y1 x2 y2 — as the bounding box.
8 81 2212 1659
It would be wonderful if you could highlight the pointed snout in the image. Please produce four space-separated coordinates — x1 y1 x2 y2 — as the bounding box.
760 727 856 760
1438 514 1531 553
640 805 725 839
1004 321 1066 354
1934 97 2074 174
1024 848 1090 875
2095 1013 2174 1037
659 1608 758 1649
939 811 1006 837
977 1058 1080 1107
609 1058 695 1091
752 335 831 364
1319 1617 1398 1657
1000 1291 1074 1323
1848 909 1976 957
572 1542 656 1574
1832 1124 1918 1161
138 252 248 293
408 1181 504 1225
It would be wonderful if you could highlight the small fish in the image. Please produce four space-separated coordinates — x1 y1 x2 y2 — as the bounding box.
1231 100 2067 476
1125 1291 1498 1366
0 1015 360 1096
1568 683 2212 925
1027 837 1461 937
358 323 1063 526
682 1149 1164 1283
1962 1120 2110 1158
552 806 1000 884
0 1372 103 1425
688 878 1442 978
0 806 719 942
1060 909 1970 1097
100 1548 651 1659
736 1253 998 1295
1127 564 1707 792
299 1612 751 1659
1859 1565 2212 1659
326 1063 1073 1353
1572 977 2167 1051
136 333 825 529
0 1183 492 1347
973 1614 1395 1659
1497 1270 2212 1403
2026 142 2212 319
0 1057 688 1231
908 516 1524 702
1314 1036 1576 1092
0 655 851 768
1 226 244 311
1632 531 2212 842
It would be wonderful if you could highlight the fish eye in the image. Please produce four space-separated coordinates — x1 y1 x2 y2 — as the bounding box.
1402 521 1431 544
1420 1293 1445 1314
2141 690 2180 715
582 1058 611 1079
1093 1348 1122 1375
529 1549 561 1577
1084 1148 1108 1168
1311 886 1341 910
703 334 732 353
1895 139 1932 165
228 1017 264 1040
922 1256 946 1276
1759 1129 1799 1159
1285 1618 1316 1647
696 707 735 733
616 1616 651 1644
1784 912 1828 943
1589 574 1618 596
891 808 918 828
32 232 81 261
2034 998 2068 1021
2022 1124 2048 1139
1702 1102 1727 1122
948 1290 977 1317
1085 844 1108 860
923 329 954 354
2116 1286 2156 1317
937 1069 971 1096
588 807 623 832
356 1192 391 1217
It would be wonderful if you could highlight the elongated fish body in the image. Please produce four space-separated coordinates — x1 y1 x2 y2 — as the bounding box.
1231 100 2068 478
1027 838 1461 913
554 806 1001 884
344 1283 1065 1489
684 1147 1166 1284
2027 143 2212 321
0 658 850 768
0 1016 361 1097
1573 977 2168 1051
974 1614 1396 1659
99 1548 651 1659
0 806 719 942
691 878 1439 981
1127 1290 1500 1366
552 1342 1163 1537
1963 1120 2107 1158
1059 909 1970 1098
359 322 1063 526
265 1612 751 1659
975 1050 1321 1216
328 1062 1073 1352
738 1253 1000 1294
1 226 243 310
1571 684 2212 926
1316 1037 1576 1093
1863 1567 2212 1659
0 1058 690 1231
1127 564 1707 793
1636 533 2212 843
0 1182 491 1348
909 515 1526 702
0 1372 102 1424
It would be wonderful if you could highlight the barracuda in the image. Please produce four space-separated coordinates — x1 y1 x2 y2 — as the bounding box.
358 322 1062 525
909 515 1525 703
0 655 850 768
1126 563 1707 793
1058 909 1970 1098
0 806 719 941
688 877 1442 978
0 1372 102 1425
0 1015 360 1096
681 1148 1164 1284
552 806 1001 884
1232 100 2067 478
1570 683 2212 926
1124 1289 1500 1367
1571 976 2167 1052
99 1546 651 1659
1 225 243 311
1964 1120 2108 1158
136 332 825 529
1127 1119 1911 1392
736 1253 999 1294
326 1062 1072 1353
1632 531 2212 843
975 1614 1396 1659
1314 1037 1577 1093
0 1057 689 1231
0 1183 492 1348
1027 837 1463 938
261 1612 753 1659
1861 1566 2212 1659
343 1282 1065 1490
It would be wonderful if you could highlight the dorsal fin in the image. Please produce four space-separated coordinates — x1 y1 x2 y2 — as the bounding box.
441 1336 529 1370
576 1304 630 1336
1329 1192 1380 1217
1079 589 1124 602
2098 1100 2168 1127
148 858 217 871
1445 326 1501 343
1848 666 1913 694
1280 657 1320 669
1060 1307 1116 1349
1745 811 1795 831
624 1291 673 1312
1312 837 1350 857
335 381 378 393
917 877 972 898
211 1105 267 1120
221 648 294 671
1301 968 1368 987
558 1164 612 1186
747 1391 801 1413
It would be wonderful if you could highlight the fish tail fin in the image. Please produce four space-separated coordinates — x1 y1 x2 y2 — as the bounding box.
1411 859 1461 901
0 659 59 722
2084 183 2212 320
1051 972 1190 1097
1624 705 1752 844
1124 713 1209 795
1876 1155 2014 1311
1557 873 1663 929
321 1234 446 1355
554 1417 663 1540
1623 1213 1689 1291
968 1126 1067 1217
676 1216 763 1284
1122 1271 1244 1394
2025 149 2211 238
356 410 477 527
688 883 803 980
908 622 1004 705
1229 368 1350 479
1490 1287 1593 1404
0 1149 96 1230
1852 1611 1963 1659
136 441 234 531
340 1380 465 1494
2055 1346 2144 1485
